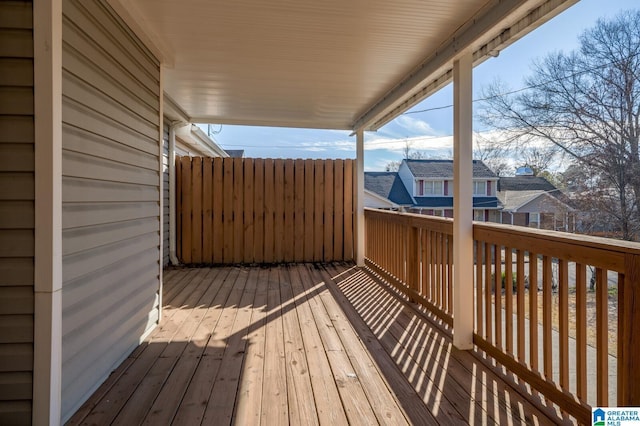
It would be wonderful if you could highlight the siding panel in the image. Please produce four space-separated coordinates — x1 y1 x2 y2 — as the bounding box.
0 58 33 86
0 116 33 143
0 1 34 423
61 0 161 421
163 121 170 266
0 28 33 58
0 372 32 400
0 173 33 200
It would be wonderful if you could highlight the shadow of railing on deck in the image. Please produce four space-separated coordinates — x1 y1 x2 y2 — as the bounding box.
68 263 560 425
325 265 562 425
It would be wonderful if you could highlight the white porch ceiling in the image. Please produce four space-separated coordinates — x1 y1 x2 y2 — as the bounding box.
110 0 577 130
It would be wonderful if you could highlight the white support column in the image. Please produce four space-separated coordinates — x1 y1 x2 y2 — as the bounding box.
453 50 474 350
356 129 365 266
33 0 63 423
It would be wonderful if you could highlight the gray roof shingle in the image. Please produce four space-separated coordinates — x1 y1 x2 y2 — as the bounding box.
498 176 558 192
364 172 413 205
404 159 497 178
497 175 574 207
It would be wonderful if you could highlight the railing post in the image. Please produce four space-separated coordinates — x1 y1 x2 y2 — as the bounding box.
452 50 474 350
619 254 640 405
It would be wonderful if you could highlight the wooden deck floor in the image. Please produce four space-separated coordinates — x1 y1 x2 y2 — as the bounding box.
68 264 556 425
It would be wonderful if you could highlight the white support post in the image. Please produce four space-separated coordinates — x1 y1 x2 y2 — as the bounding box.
356 129 365 266
453 51 474 350
33 0 63 423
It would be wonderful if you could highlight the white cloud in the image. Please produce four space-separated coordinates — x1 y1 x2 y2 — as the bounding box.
365 134 453 153
393 115 439 135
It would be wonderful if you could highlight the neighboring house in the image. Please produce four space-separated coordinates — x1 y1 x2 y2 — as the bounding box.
364 172 413 210
225 149 245 158
399 159 500 221
497 175 575 231
364 159 501 221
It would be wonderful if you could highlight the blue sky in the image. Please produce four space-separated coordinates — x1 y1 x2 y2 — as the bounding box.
203 0 639 171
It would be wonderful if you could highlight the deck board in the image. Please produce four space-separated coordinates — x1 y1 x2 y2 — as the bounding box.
68 263 555 426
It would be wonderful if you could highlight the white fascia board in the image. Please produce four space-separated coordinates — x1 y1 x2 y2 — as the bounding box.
163 93 190 123
174 124 229 158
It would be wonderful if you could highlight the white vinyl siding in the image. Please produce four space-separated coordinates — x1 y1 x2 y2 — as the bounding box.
61 0 160 421
0 1 35 424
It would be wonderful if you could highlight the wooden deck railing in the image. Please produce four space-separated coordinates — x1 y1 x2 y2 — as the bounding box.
365 208 640 424
365 209 454 325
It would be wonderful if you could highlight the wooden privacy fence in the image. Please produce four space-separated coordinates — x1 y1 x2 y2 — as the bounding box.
177 157 355 264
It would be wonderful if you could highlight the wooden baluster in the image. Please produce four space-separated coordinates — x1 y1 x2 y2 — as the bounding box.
505 247 513 354
436 231 442 309
529 253 538 371
542 255 553 380
485 242 492 344
421 230 428 299
558 259 569 390
447 234 453 314
516 249 525 362
575 263 587 401
495 244 502 349
596 267 608 406
407 225 419 302
475 241 484 336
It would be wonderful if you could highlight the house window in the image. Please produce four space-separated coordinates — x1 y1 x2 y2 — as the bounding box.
473 209 485 221
473 181 487 196
419 180 443 196
529 212 540 227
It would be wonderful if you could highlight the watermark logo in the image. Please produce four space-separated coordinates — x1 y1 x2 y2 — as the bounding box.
593 408 640 425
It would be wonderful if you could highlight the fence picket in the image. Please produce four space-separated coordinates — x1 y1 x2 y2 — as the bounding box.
223 157 234 263
181 157 192 264
254 159 265 263
191 157 203 264
304 159 315 260
294 160 305 263
212 157 224 264
244 159 254 263
202 158 213 263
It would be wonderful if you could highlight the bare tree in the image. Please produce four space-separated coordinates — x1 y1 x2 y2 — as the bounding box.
473 134 512 176
385 160 402 172
517 145 561 176
385 140 428 171
479 10 640 240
